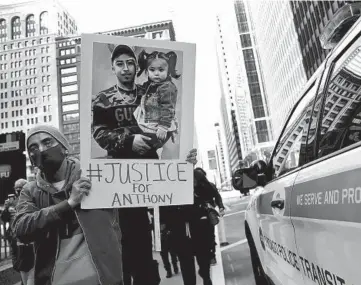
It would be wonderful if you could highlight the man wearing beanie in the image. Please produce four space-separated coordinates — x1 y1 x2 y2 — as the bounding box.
13 125 123 285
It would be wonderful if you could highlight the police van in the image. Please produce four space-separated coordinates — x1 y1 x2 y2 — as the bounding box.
232 3 361 285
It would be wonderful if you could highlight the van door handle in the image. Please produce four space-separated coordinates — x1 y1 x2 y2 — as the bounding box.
271 199 284 210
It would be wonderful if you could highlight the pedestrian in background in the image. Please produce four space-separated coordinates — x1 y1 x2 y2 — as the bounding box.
160 222 179 278
1 179 35 285
160 169 217 285
194 167 225 265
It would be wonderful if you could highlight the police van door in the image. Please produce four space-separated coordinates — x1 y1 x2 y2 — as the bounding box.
291 44 361 285
258 82 319 285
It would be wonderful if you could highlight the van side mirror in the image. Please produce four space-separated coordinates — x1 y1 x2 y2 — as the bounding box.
232 160 268 194
232 168 258 194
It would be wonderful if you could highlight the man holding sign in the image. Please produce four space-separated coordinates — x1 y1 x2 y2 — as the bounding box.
13 125 123 285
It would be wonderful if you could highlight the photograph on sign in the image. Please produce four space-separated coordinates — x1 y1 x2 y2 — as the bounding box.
80 33 196 209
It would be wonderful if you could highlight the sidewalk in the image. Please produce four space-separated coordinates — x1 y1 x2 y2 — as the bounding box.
153 226 225 284
0 261 21 285
7 246 225 285
5 227 227 285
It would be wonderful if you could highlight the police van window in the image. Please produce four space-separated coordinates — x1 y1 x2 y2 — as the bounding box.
317 48 361 158
302 67 331 163
272 83 317 178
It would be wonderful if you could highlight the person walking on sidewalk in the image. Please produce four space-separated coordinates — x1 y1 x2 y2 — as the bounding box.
194 168 225 265
1 179 35 285
160 223 179 278
12 125 123 285
160 169 217 285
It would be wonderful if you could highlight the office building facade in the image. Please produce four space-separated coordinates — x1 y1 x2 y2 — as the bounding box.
214 122 230 188
290 1 349 79
215 2 251 174
247 0 308 138
247 1 352 138
234 0 273 149
0 0 77 178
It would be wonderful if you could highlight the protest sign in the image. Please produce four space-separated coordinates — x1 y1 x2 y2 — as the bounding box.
80 33 196 209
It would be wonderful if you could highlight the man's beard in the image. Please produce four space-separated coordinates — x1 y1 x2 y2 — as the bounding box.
118 74 135 89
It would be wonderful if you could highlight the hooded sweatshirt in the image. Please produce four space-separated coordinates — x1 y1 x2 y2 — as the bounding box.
13 157 123 285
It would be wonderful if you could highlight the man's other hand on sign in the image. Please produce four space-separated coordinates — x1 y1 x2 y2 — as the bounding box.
132 134 152 155
186 148 198 165
68 169 92 209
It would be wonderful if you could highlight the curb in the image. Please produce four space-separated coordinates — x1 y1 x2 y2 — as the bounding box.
211 225 226 285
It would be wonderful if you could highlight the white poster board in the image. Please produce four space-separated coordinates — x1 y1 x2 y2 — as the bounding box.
79 33 196 209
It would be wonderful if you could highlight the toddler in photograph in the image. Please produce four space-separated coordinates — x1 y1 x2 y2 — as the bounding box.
134 50 180 153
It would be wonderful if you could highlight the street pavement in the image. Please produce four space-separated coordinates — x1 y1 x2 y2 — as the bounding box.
219 193 256 285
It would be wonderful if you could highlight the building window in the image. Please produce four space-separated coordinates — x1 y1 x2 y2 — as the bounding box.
63 112 79 122
0 19 7 42
40 11 49 35
240 34 252 48
152 31 164 39
11 17 21 40
61 75 77 84
62 93 78 102
62 103 79 112
26 14 36 37
63 122 80 132
61 84 78 93
61 67 77 75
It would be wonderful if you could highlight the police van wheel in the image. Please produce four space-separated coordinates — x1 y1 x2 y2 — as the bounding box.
245 224 269 285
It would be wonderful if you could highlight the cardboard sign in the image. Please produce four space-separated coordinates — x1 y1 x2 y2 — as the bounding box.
80 33 196 209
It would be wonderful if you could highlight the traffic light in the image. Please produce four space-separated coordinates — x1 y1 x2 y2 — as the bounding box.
0 132 26 204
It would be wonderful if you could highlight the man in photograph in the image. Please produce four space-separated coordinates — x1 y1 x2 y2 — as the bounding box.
92 44 156 159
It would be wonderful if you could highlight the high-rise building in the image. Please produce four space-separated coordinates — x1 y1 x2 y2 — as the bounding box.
247 0 308 137
0 0 78 178
56 20 176 157
247 1 352 138
214 122 230 188
215 6 248 173
215 0 274 171
290 1 349 79
234 0 273 148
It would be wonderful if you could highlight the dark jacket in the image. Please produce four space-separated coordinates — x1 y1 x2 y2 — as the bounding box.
194 182 224 211
1 197 18 226
13 157 123 285
139 80 177 129
209 182 225 209
92 84 158 159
